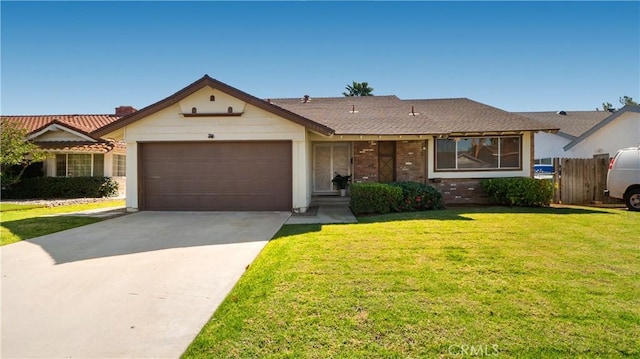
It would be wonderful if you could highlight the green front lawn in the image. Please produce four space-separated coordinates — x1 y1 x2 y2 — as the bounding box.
0 200 125 246
185 206 639 358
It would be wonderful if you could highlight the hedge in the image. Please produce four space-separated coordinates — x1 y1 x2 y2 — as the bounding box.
389 181 444 211
2 177 119 199
350 183 403 215
350 182 443 215
480 177 553 207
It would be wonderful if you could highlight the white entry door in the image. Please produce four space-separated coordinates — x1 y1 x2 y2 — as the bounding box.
313 143 351 193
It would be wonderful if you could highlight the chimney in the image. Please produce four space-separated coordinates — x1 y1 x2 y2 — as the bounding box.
115 106 137 116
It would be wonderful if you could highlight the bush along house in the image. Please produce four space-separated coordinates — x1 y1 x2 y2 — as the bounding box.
91 75 558 212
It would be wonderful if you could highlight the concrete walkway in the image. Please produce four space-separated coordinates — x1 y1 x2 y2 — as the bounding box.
1 211 290 358
286 204 357 225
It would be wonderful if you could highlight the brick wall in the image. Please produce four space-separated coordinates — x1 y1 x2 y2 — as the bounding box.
353 141 378 183
429 178 490 205
395 140 427 183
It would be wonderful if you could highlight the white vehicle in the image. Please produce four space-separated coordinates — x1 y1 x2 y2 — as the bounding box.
606 146 640 211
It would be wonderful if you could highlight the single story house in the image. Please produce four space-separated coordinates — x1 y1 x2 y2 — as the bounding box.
518 107 640 162
2 107 134 195
94 75 557 212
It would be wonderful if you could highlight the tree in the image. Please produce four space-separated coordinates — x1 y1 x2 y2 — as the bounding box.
602 102 614 112
600 95 638 111
1 120 47 187
619 96 638 107
342 81 374 97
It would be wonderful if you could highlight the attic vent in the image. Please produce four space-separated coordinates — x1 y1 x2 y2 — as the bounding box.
191 107 197 114
227 106 233 113
210 95 215 102
556 110 567 115
302 95 310 103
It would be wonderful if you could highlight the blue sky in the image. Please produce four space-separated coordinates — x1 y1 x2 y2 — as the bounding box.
1 1 638 115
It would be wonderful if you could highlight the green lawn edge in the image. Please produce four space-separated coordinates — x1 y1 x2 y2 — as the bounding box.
184 206 639 358
0 199 125 246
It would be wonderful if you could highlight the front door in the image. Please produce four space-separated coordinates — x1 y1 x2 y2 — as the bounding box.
378 141 396 183
313 143 351 193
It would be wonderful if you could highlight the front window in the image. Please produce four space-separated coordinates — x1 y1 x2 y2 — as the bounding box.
112 154 126 176
55 154 104 177
435 136 521 171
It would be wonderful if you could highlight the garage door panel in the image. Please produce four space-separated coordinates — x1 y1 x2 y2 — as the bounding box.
141 142 292 211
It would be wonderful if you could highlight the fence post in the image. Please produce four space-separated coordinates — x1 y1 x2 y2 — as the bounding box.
553 157 561 204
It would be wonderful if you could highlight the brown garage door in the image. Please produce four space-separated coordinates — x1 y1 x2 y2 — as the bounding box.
140 142 292 211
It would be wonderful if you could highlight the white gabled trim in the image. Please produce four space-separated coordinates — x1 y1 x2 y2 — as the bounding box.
563 106 640 151
27 124 97 142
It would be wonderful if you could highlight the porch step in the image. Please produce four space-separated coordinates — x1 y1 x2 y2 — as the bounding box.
311 195 350 205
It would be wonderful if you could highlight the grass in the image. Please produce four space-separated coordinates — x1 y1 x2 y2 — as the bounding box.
0 199 125 246
184 206 639 358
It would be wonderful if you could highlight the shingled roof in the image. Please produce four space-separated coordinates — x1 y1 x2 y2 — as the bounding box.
271 96 557 135
516 111 610 139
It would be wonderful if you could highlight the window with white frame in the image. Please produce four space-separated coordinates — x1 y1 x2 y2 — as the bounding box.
435 136 521 171
55 154 104 177
112 154 126 176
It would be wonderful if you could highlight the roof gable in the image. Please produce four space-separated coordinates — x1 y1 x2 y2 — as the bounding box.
27 120 97 142
563 106 640 151
516 111 610 138
1 114 121 136
93 75 334 137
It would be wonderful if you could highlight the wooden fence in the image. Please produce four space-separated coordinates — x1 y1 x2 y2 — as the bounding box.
553 157 621 205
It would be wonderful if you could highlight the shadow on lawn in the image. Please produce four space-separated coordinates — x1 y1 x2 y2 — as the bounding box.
2 217 101 243
356 205 614 224
273 224 323 240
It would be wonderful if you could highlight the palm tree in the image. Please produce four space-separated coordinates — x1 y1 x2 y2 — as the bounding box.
343 81 374 97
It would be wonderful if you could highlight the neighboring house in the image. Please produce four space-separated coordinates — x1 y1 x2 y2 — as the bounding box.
1 107 134 195
95 75 556 212
518 107 640 162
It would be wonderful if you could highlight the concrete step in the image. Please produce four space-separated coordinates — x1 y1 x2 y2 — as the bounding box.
311 195 350 205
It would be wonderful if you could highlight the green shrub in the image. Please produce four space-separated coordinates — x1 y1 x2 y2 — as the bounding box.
481 177 553 207
350 182 444 215
389 181 444 211
2 177 119 199
350 183 403 215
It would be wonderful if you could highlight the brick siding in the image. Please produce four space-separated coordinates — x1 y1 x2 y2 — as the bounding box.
395 140 427 183
429 178 490 205
353 141 378 183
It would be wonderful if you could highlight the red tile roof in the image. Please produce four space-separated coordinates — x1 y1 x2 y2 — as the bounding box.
33 140 126 154
1 114 122 136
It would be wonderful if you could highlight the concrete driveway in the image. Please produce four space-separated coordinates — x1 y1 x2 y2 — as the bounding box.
1 211 290 358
